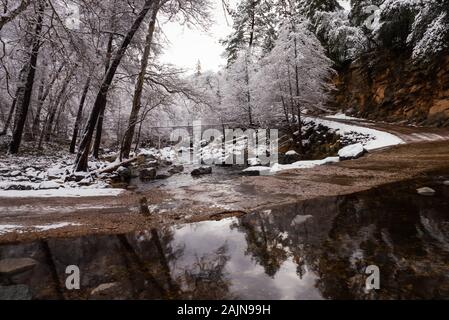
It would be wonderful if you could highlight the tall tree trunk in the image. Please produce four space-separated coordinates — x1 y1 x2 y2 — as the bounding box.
1 63 28 136
92 31 115 159
31 74 46 138
0 98 17 136
9 0 44 154
121 0 160 159
43 67 75 142
74 0 154 171
92 107 104 158
293 36 303 153
32 62 66 136
70 77 90 153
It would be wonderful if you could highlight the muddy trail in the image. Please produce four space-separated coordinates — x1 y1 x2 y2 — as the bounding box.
1 119 449 242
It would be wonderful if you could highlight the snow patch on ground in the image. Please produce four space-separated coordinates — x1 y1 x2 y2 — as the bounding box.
325 113 363 120
0 188 124 198
0 222 82 235
243 157 340 174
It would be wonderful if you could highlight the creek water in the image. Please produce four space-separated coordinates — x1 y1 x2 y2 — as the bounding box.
1 174 448 300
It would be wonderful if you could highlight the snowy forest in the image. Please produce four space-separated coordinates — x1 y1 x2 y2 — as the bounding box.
1 0 449 301
1 0 447 167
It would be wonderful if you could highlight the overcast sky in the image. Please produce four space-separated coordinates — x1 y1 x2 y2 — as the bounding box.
160 0 352 74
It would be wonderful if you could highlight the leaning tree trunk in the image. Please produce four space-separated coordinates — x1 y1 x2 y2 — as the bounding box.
92 31 115 159
9 0 44 154
121 0 160 160
69 77 90 153
74 0 154 171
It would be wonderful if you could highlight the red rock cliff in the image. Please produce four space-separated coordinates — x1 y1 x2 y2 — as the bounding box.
333 50 449 127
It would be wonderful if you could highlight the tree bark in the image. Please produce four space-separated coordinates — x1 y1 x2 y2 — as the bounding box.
42 66 76 142
121 0 160 159
70 77 90 153
74 0 154 171
32 62 66 136
92 31 115 159
9 0 44 154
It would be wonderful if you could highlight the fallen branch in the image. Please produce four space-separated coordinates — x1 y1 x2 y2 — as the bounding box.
96 156 139 174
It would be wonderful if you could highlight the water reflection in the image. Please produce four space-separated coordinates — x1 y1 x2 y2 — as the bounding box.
1 177 448 299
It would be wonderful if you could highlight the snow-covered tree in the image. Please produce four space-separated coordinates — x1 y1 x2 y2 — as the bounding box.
315 9 367 63
376 0 449 61
253 18 334 151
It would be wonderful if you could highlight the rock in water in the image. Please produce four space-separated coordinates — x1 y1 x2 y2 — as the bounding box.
417 187 436 196
90 282 121 299
139 197 151 216
191 166 212 176
139 168 157 181
443 180 449 186
168 165 184 174
0 258 38 276
338 143 366 160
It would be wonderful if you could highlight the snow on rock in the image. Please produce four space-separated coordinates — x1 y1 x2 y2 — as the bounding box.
242 166 272 175
285 150 298 156
248 157 262 166
39 181 61 190
417 187 436 196
338 143 366 160
305 116 405 150
290 215 313 226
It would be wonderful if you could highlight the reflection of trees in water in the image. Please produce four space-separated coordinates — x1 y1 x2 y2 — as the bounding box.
177 244 235 299
122 228 233 299
232 187 449 299
2 183 448 300
316 189 449 300
232 213 289 278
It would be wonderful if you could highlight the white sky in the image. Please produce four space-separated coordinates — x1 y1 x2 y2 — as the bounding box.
160 0 352 73
159 1 237 74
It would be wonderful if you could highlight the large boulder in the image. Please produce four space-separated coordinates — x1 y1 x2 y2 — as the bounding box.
116 166 131 182
0 258 38 276
139 168 157 181
191 166 212 176
155 171 173 180
338 143 366 160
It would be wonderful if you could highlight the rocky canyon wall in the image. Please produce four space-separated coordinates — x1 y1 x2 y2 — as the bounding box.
333 50 449 127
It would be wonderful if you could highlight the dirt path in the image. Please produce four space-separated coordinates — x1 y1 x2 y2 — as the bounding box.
1 121 449 243
323 116 449 143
